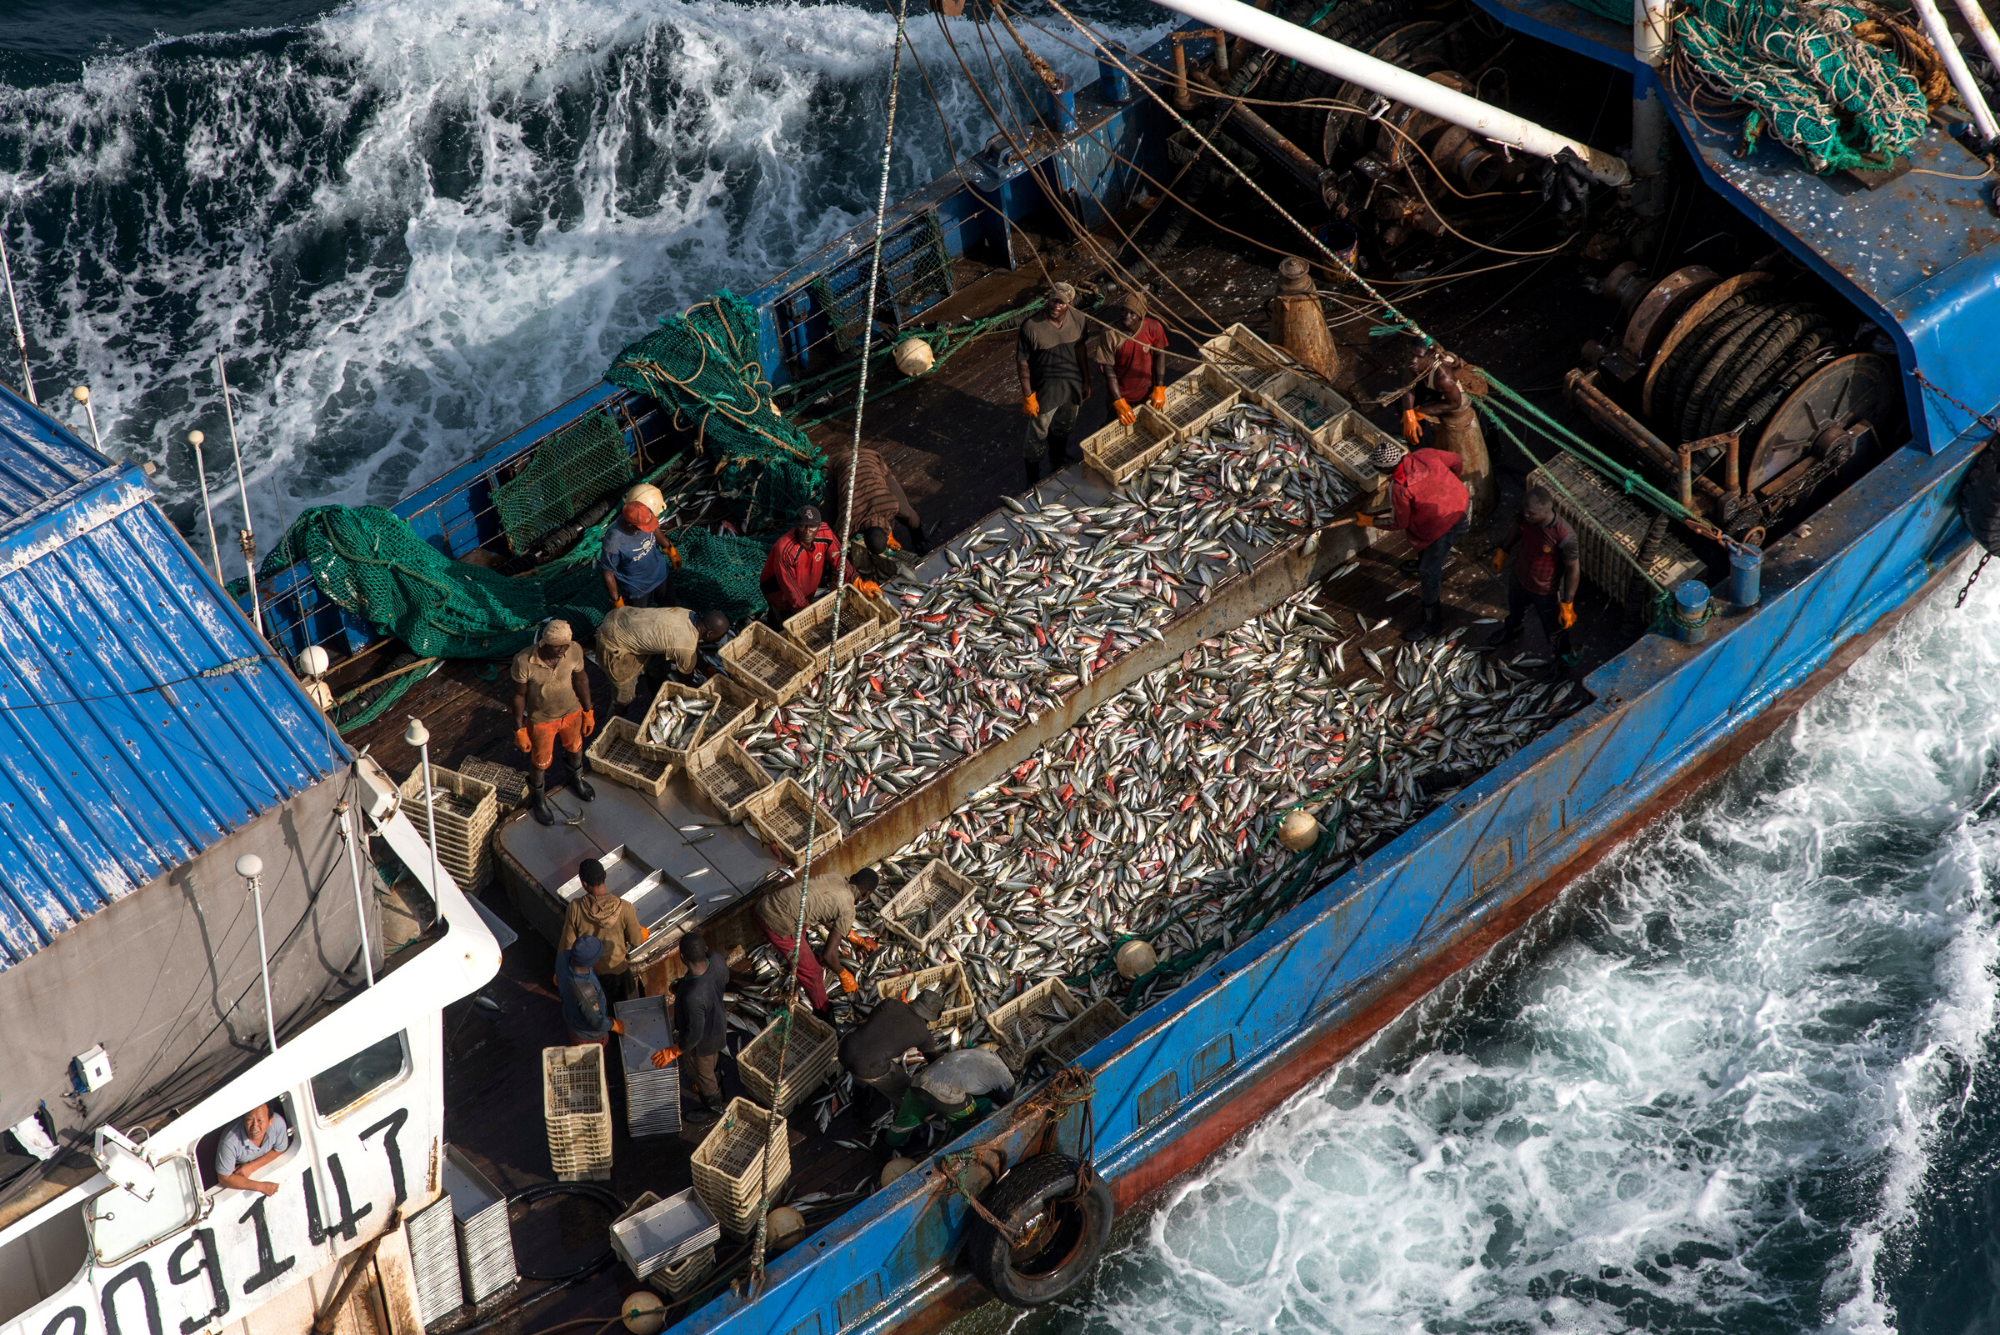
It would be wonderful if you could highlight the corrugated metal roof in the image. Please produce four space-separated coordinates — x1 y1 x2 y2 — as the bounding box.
0 385 344 969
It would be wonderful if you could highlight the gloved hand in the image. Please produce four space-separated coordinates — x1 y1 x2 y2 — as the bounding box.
667 543 682 571
611 1019 626 1036
886 534 902 550
1149 385 1166 410
846 929 878 952
1021 392 1040 418
515 727 533 754
1489 547 1506 573
1352 512 1375 529
651 1046 681 1069
838 969 859 994
1113 398 1136 426
1558 602 1577 631
1401 407 1426 447
581 710 596 738
612 597 625 609
638 925 651 942
853 579 881 598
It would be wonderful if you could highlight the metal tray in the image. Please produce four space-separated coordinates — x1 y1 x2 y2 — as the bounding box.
610 1187 722 1276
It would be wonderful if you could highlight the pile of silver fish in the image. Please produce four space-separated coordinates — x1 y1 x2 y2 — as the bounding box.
739 405 1360 830
729 584 1580 1082
645 694 712 751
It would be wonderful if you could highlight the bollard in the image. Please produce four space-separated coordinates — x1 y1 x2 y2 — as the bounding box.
1671 579 1712 644
1098 50 1130 102
1728 546 1762 607
1048 73 1078 136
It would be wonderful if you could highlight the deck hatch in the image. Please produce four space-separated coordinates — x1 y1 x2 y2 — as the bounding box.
1192 1034 1235 1090
785 1315 823 1335
837 1274 882 1329
1473 837 1513 891
1137 1072 1179 1129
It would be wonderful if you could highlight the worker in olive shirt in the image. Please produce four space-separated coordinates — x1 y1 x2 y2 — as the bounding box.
597 605 731 711
557 857 647 1002
840 989 945 1107
885 1047 1016 1147
1016 281 1092 487
1486 485 1581 664
599 501 676 608
755 868 877 1014
512 618 595 825
649 932 730 1124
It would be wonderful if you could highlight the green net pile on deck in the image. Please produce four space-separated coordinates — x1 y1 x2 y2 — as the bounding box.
606 291 826 534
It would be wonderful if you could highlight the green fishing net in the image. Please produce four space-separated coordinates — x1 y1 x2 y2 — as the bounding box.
606 291 826 534
1676 0 1929 172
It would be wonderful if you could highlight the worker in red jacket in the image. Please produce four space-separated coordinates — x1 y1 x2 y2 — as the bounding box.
760 504 856 621
1353 439 1469 643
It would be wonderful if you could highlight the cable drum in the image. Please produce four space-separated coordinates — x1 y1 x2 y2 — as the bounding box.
1647 287 1844 451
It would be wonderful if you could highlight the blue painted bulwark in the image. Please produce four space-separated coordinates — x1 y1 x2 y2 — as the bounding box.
0 386 344 970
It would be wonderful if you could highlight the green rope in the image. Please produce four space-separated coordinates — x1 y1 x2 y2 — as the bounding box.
1481 379 1696 522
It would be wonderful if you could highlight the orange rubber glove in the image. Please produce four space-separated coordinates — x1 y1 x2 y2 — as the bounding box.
886 534 902 550
611 1019 626 1036
612 597 624 609
1113 398 1136 426
853 579 881 598
1558 602 1577 631
846 929 878 952
838 969 859 994
651 1046 681 1070
1149 385 1166 410
1351 512 1375 529
581 710 595 738
667 543 682 571
514 727 533 753
1021 392 1040 418
638 925 651 942
1489 547 1506 573
1401 407 1432 446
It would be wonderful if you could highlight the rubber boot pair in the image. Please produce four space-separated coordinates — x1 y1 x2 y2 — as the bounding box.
528 750 595 825
1402 600 1444 643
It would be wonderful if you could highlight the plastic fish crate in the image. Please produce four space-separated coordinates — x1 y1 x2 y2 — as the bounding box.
1531 452 1707 608
543 1045 613 1182
690 1098 793 1237
736 1002 839 1114
458 757 528 808
784 587 879 666
987 978 1079 1073
744 778 844 867
1157 367 1243 441
686 733 774 823
635 680 717 765
871 960 976 1031
1313 411 1397 488
586 717 674 798
650 1245 715 1300
1079 406 1175 486
610 1188 721 1280
1201 323 1293 394
852 584 903 645
880 859 977 950
1254 371 1352 440
721 621 821 706
1039 998 1128 1068
703 673 760 743
400 766 496 852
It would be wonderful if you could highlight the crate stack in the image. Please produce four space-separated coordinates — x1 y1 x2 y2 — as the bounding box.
736 1003 838 1114
691 1098 792 1238
615 996 681 1137
404 1196 464 1327
610 1189 721 1296
881 860 977 950
400 766 498 893
744 779 843 866
1039 998 1129 1068
1531 452 1706 608
542 1045 613 1181
442 1146 517 1304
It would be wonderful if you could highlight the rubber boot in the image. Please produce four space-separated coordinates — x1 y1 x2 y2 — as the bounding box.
563 748 595 802
1485 618 1522 650
1024 457 1042 489
529 766 557 825
1402 600 1443 643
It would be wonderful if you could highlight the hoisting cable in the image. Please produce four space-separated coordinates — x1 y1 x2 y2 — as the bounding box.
747 0 912 1296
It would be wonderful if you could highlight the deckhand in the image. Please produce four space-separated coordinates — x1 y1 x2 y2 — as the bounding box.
512 617 596 825
840 987 945 1106
662 931 730 1125
756 868 878 1015
1353 438 1470 644
601 499 679 609
1487 484 1582 665
886 1047 1016 1148
1088 287 1167 428
1016 281 1092 487
824 443 930 575
760 503 853 620
555 934 625 1046
598 604 731 709
557 856 650 1003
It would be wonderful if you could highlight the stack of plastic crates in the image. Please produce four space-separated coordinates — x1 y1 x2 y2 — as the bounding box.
737 1003 838 1114
400 765 497 892
691 1098 792 1237
543 1045 613 1181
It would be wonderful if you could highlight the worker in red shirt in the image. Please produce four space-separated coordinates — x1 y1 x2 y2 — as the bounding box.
1487 485 1580 662
759 504 850 620
1353 438 1469 643
1088 290 1167 426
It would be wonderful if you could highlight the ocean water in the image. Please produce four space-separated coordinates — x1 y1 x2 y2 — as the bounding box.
0 0 1168 539
1025 568 2000 1335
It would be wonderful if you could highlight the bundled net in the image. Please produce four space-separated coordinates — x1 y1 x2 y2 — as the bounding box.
1676 0 1930 172
492 409 633 552
606 292 826 534
662 526 772 623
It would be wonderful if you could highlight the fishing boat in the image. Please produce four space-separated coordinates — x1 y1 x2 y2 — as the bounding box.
2 0 1995 1331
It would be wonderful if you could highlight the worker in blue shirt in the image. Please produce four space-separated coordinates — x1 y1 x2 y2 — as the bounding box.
600 502 676 608
556 935 624 1045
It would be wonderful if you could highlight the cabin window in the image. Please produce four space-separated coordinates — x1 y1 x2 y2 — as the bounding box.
0 1203 88 1324
86 1155 201 1266
311 1032 409 1120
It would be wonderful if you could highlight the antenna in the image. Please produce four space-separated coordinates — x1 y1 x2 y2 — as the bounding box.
187 429 223 581
215 353 264 638
0 227 35 407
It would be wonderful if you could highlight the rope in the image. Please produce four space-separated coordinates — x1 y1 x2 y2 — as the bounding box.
748 0 911 1293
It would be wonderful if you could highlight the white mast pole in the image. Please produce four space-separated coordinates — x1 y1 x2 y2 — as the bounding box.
0 228 35 406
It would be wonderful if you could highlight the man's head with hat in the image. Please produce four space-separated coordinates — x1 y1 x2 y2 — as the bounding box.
619 499 658 536
794 503 824 546
569 934 604 971
536 617 573 664
909 988 945 1024
1046 281 1077 323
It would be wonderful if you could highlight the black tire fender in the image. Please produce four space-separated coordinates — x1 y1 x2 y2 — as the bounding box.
963 1153 1114 1308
